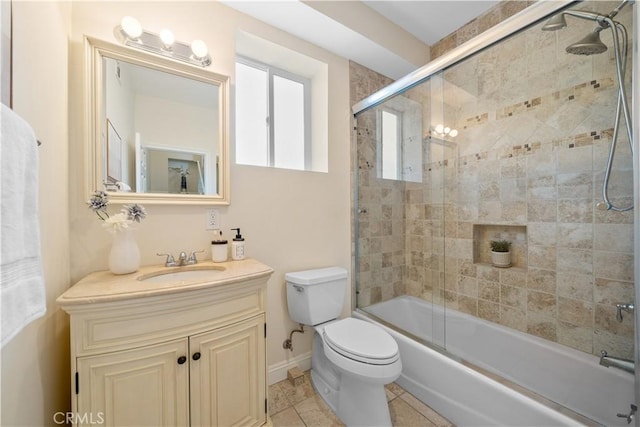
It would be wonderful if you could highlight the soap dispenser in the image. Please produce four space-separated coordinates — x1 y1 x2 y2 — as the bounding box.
230 228 245 260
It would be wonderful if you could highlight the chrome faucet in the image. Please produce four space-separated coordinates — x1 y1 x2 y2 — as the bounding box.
616 303 635 322
178 251 188 265
157 252 178 267
157 250 203 267
600 350 634 373
187 250 203 265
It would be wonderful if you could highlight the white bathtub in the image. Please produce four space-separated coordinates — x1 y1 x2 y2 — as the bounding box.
355 295 634 427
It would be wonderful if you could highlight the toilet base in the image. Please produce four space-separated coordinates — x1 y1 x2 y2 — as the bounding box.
337 374 392 427
310 331 394 427
310 367 393 427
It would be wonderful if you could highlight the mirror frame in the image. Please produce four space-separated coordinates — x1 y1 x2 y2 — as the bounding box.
84 36 230 205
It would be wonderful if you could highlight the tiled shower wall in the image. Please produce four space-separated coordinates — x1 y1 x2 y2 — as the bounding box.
353 1 635 359
351 62 405 305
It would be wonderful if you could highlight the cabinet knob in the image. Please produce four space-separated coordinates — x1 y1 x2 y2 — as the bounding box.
192 352 201 361
177 356 187 365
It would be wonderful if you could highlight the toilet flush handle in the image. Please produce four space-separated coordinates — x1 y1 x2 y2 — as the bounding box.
293 285 304 292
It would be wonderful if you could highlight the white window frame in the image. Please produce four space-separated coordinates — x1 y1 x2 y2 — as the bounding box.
236 56 312 170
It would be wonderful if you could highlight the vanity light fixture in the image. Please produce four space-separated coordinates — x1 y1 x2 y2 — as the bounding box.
115 16 212 67
433 123 458 138
159 29 175 50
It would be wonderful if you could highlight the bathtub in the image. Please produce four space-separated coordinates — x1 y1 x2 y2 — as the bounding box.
354 295 634 427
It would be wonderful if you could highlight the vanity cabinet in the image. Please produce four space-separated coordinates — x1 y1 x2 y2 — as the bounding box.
58 259 273 427
76 338 190 425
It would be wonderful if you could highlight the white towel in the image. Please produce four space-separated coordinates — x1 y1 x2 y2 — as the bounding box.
0 104 46 347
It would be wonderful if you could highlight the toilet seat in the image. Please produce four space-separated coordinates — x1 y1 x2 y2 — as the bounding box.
322 318 399 365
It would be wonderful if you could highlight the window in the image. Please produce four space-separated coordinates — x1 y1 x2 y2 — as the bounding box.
236 57 311 170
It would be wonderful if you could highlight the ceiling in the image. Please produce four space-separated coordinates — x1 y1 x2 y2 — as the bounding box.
221 0 500 79
362 1 500 46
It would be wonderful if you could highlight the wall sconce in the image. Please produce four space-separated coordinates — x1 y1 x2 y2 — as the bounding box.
115 16 212 67
433 124 458 138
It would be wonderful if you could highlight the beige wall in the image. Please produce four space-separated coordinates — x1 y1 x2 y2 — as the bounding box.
1 2 72 426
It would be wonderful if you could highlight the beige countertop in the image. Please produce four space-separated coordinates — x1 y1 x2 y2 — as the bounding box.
57 258 273 307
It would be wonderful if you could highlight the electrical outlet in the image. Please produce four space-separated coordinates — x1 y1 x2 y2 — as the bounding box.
206 209 220 230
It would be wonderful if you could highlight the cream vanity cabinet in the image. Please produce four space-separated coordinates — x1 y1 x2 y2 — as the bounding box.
58 259 273 427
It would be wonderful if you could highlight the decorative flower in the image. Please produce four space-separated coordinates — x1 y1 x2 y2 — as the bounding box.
87 190 109 220
87 191 146 232
124 204 147 223
102 212 132 233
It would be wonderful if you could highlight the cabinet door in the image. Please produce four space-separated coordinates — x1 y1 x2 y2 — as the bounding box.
77 338 189 427
190 314 266 427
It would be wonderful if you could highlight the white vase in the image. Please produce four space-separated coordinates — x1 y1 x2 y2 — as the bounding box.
491 251 511 268
108 228 141 275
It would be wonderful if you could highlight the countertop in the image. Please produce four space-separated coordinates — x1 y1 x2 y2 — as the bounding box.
57 258 274 307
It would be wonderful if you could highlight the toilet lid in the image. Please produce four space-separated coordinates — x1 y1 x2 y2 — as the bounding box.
323 318 399 365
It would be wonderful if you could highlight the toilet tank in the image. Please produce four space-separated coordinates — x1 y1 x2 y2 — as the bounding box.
285 267 348 326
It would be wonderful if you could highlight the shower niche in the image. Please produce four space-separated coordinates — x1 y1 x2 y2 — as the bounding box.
473 224 527 269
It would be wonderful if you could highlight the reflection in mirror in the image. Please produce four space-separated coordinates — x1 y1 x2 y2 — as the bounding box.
376 95 422 183
86 37 229 204
104 57 218 195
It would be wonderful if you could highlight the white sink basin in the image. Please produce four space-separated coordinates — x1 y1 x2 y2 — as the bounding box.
137 266 225 283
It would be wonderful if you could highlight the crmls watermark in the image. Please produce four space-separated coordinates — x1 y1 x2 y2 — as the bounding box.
53 412 105 425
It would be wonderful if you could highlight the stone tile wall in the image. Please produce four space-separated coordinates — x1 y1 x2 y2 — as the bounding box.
352 1 634 359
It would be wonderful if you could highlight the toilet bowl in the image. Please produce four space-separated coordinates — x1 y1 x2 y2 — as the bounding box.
321 317 400 382
285 267 402 426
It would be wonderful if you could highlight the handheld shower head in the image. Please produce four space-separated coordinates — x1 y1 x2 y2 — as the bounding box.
566 28 608 55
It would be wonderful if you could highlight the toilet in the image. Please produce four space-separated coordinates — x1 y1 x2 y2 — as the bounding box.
285 267 401 427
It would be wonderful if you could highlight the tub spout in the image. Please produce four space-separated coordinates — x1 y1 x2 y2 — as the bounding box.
600 350 634 373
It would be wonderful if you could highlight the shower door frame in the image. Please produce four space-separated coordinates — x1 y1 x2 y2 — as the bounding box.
353 0 640 422
633 3 640 426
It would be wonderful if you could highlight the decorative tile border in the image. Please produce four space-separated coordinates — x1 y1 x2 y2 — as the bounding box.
454 78 616 127
424 127 614 170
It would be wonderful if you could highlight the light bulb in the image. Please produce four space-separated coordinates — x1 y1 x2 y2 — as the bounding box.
159 29 175 49
191 39 208 59
444 127 451 134
449 129 458 137
435 124 444 134
121 16 142 39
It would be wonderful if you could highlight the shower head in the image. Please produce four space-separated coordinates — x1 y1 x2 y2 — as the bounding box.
541 9 608 32
541 14 567 31
566 28 608 55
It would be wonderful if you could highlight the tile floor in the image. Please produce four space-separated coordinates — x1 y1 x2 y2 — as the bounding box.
269 370 455 427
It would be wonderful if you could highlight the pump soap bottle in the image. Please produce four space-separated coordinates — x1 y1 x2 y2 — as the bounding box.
211 230 228 262
231 228 245 260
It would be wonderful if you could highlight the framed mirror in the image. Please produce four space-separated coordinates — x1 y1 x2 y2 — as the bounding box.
85 36 230 205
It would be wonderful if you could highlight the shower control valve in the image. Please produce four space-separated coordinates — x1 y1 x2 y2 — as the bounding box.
615 303 634 322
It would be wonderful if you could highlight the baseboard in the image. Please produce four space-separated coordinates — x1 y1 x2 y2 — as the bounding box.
268 352 312 385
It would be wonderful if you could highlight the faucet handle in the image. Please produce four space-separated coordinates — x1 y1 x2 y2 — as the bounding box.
157 252 177 267
615 303 635 322
188 250 204 265
617 404 637 424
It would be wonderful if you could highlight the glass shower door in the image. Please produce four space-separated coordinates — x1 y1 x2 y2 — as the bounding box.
354 77 448 351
